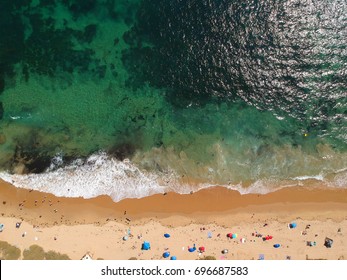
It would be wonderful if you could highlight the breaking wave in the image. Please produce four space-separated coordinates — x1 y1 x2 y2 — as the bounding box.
0 152 346 202
0 152 172 202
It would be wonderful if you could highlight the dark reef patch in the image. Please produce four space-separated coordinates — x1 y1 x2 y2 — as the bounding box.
0 2 25 79
22 13 95 76
108 142 137 161
12 146 51 174
81 24 98 44
64 0 98 18
0 1 107 81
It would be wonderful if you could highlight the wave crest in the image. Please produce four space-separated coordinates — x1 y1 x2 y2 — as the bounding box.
0 152 172 202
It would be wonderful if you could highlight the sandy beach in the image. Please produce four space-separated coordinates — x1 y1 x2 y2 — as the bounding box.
1 179 347 260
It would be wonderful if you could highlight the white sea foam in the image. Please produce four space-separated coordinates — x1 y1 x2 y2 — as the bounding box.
331 169 347 189
9 116 21 120
291 174 324 181
225 180 293 195
0 151 345 201
9 113 32 120
0 152 176 202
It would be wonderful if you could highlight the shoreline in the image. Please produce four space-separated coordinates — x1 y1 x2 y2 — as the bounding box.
1 179 347 260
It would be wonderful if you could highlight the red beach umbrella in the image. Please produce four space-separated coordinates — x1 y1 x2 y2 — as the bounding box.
198 246 205 253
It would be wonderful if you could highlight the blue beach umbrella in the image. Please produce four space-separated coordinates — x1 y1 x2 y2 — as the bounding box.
170 256 177 260
289 223 297 229
163 252 170 258
142 241 151 250
164 233 171 238
188 243 197 252
232 233 237 239
274 244 281 248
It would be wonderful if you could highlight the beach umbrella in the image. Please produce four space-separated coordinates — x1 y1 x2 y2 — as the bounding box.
142 241 151 250
122 236 128 241
274 244 281 248
163 252 170 258
232 233 237 239
0 224 4 232
170 256 177 260
222 249 228 254
289 223 297 229
227 233 232 238
164 233 170 238
198 246 205 253
324 237 333 248
188 244 196 253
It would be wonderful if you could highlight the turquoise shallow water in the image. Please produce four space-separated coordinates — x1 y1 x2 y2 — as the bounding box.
0 0 346 200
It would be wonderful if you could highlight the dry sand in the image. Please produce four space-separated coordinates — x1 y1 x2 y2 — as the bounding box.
0 179 347 260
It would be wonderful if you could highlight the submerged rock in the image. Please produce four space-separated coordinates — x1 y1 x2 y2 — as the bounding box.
13 145 52 174
21 155 51 174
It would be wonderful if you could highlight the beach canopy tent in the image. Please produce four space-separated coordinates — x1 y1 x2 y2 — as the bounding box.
163 252 170 258
170 256 177 260
274 244 281 248
0 224 4 232
198 246 205 253
324 237 333 248
164 233 170 238
289 223 297 229
81 253 93 260
142 241 151 250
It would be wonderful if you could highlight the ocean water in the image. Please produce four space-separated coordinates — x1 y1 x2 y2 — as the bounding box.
0 0 346 201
